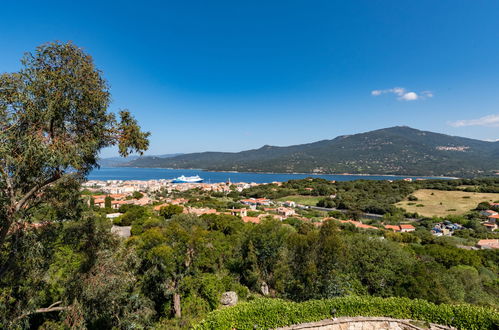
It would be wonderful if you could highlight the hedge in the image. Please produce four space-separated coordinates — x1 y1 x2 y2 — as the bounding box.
194 296 499 330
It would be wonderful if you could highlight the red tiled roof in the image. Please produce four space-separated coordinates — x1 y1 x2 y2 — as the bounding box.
338 219 379 230
477 239 499 249
242 216 260 224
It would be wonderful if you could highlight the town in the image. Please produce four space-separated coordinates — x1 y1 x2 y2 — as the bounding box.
82 178 498 250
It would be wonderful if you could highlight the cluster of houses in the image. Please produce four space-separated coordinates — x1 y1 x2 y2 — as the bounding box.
431 221 463 236
98 189 422 237
83 179 259 195
83 179 169 194
383 224 416 232
479 209 499 231
328 220 416 232
152 198 190 210
240 198 272 208
89 183 495 247
91 193 151 209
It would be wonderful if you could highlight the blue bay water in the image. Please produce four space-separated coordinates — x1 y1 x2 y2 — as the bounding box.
88 167 445 183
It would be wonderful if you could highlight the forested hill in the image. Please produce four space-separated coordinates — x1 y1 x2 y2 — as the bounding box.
122 126 499 177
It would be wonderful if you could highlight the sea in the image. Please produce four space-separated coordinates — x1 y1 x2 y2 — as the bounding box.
87 167 449 183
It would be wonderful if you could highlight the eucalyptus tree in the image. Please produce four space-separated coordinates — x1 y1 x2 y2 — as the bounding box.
0 41 149 272
134 214 215 318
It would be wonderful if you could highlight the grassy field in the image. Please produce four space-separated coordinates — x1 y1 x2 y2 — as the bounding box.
277 195 322 206
396 189 499 217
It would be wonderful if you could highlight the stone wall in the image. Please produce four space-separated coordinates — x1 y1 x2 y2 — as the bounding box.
278 317 455 330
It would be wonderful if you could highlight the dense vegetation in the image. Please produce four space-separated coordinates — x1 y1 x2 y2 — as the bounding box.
195 296 499 330
4 204 498 328
123 126 499 177
241 177 499 217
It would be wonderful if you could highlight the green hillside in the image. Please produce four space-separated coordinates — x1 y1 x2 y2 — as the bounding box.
123 126 499 177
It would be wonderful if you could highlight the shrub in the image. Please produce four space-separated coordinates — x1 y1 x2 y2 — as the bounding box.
159 204 183 219
194 296 499 330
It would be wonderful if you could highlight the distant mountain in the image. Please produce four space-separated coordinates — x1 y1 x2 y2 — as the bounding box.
98 153 183 167
121 127 499 177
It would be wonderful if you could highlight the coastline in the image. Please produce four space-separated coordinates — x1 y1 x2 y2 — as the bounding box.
100 166 459 180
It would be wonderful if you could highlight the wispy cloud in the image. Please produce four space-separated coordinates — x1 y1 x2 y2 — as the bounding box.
449 114 499 127
371 87 433 101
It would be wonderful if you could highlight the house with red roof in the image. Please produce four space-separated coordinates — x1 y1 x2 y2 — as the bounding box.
399 224 416 232
337 219 379 230
483 223 498 231
184 207 217 216
481 210 498 217
476 239 499 249
277 207 295 217
242 216 260 224
487 214 499 223
229 208 248 217
383 224 401 232
383 224 416 233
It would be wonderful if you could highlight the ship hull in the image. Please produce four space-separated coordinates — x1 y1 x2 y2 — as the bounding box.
172 179 204 183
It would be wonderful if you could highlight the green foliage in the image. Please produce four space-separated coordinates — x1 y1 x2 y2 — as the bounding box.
238 219 291 293
159 204 184 219
104 195 112 209
317 198 335 208
243 178 415 215
132 191 144 199
0 41 149 280
414 244 482 269
74 248 155 329
116 205 149 226
194 296 499 330
476 201 491 211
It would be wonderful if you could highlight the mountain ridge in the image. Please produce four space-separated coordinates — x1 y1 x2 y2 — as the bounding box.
98 153 183 167
120 127 499 177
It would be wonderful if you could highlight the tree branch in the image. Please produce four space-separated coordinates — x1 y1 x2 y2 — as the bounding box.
14 301 71 321
15 171 74 212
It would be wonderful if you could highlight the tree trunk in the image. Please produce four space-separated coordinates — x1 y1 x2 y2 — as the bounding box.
0 208 14 247
173 292 181 318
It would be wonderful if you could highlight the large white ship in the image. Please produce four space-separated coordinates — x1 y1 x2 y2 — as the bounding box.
171 175 204 183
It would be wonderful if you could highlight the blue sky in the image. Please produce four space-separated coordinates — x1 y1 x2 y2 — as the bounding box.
1 1 499 157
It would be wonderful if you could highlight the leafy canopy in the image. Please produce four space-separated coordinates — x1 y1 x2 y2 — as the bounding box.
0 41 149 262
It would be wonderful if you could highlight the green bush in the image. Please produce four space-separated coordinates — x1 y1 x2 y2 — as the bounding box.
194 296 499 330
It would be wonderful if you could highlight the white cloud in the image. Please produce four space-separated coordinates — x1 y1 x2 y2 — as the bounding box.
449 114 499 128
399 92 418 101
371 87 433 101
